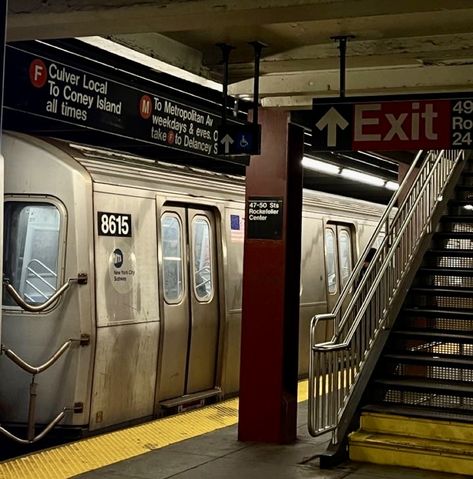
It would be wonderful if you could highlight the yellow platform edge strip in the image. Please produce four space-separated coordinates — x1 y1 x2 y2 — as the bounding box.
0 380 308 479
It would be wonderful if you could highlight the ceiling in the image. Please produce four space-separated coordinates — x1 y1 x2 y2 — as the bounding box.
8 1 473 108
6 1 473 203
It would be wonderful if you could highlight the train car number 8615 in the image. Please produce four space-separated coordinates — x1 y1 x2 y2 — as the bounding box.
98 212 133 237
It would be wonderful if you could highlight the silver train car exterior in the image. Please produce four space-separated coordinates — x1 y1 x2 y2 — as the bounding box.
0 131 385 437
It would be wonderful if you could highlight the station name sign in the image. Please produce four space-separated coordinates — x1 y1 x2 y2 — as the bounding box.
312 94 473 151
4 47 242 161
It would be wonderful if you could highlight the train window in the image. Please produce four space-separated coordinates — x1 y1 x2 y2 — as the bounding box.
161 213 184 303
3 202 61 306
192 216 213 301
374 232 386 249
338 229 353 289
325 228 337 294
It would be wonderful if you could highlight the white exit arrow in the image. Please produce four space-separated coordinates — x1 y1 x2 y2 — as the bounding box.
315 107 349 147
220 134 234 154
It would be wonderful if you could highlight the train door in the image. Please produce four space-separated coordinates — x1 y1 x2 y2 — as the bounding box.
324 223 354 312
158 206 219 405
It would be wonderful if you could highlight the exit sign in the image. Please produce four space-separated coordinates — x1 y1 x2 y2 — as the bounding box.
312 94 473 151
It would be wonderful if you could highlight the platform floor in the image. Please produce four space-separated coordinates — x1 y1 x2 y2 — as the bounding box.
74 401 465 479
0 383 467 479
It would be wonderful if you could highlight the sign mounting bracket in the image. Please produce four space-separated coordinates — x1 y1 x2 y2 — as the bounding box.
330 35 354 99
216 43 235 129
248 41 267 127
216 42 262 158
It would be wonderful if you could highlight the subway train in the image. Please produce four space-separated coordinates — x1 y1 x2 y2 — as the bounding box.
0 131 385 442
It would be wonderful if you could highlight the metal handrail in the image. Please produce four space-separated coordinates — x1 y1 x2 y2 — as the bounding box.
1 339 76 374
3 273 87 312
308 149 465 439
0 335 90 443
0 410 66 444
316 150 424 342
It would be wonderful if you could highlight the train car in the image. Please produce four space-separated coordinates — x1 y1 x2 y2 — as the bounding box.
0 131 385 441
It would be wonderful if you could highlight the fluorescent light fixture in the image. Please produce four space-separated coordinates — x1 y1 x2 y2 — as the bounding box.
341 168 385 187
302 156 398 191
385 181 399 191
302 157 340 175
463 204 473 210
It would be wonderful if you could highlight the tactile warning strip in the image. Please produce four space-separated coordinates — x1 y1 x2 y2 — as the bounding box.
0 381 308 479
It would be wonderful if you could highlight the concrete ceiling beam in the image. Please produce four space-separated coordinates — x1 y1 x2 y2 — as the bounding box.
223 33 473 80
228 64 473 107
7 0 473 41
110 33 210 78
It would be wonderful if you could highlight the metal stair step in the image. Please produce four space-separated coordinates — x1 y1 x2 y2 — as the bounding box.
449 199 473 205
447 201 473 215
403 307 472 318
434 231 473 239
374 377 473 395
361 403 473 424
441 215 473 223
426 249 473 257
459 175 473 184
410 286 473 296
418 267 473 277
392 329 473 343
382 353 473 369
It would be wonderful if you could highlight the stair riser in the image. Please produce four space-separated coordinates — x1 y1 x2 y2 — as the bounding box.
448 204 473 215
455 189 473 201
378 388 473 411
382 362 473 380
417 274 473 289
399 317 473 333
359 413 473 442
434 238 473 250
350 441 473 476
407 294 473 309
440 222 473 233
425 256 473 269
459 174 473 186
389 336 473 351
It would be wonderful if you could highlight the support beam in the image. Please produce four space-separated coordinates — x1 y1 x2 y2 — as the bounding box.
239 109 303 443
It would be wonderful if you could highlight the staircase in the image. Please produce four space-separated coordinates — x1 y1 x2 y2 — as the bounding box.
350 159 473 476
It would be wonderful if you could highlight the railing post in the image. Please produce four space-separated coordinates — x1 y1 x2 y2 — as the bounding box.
27 378 38 441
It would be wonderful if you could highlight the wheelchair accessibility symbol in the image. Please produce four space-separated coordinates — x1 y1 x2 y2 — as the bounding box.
236 132 252 152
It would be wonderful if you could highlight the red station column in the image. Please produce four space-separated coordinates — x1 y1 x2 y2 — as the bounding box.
238 109 303 443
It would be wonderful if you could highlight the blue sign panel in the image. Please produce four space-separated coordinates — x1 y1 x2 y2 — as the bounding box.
218 123 261 157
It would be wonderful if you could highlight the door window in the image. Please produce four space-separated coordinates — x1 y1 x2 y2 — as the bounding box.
3 202 61 306
161 213 184 303
324 228 337 294
338 229 353 289
324 224 354 296
192 216 213 301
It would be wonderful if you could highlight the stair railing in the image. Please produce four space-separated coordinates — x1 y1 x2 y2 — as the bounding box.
309 149 465 440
